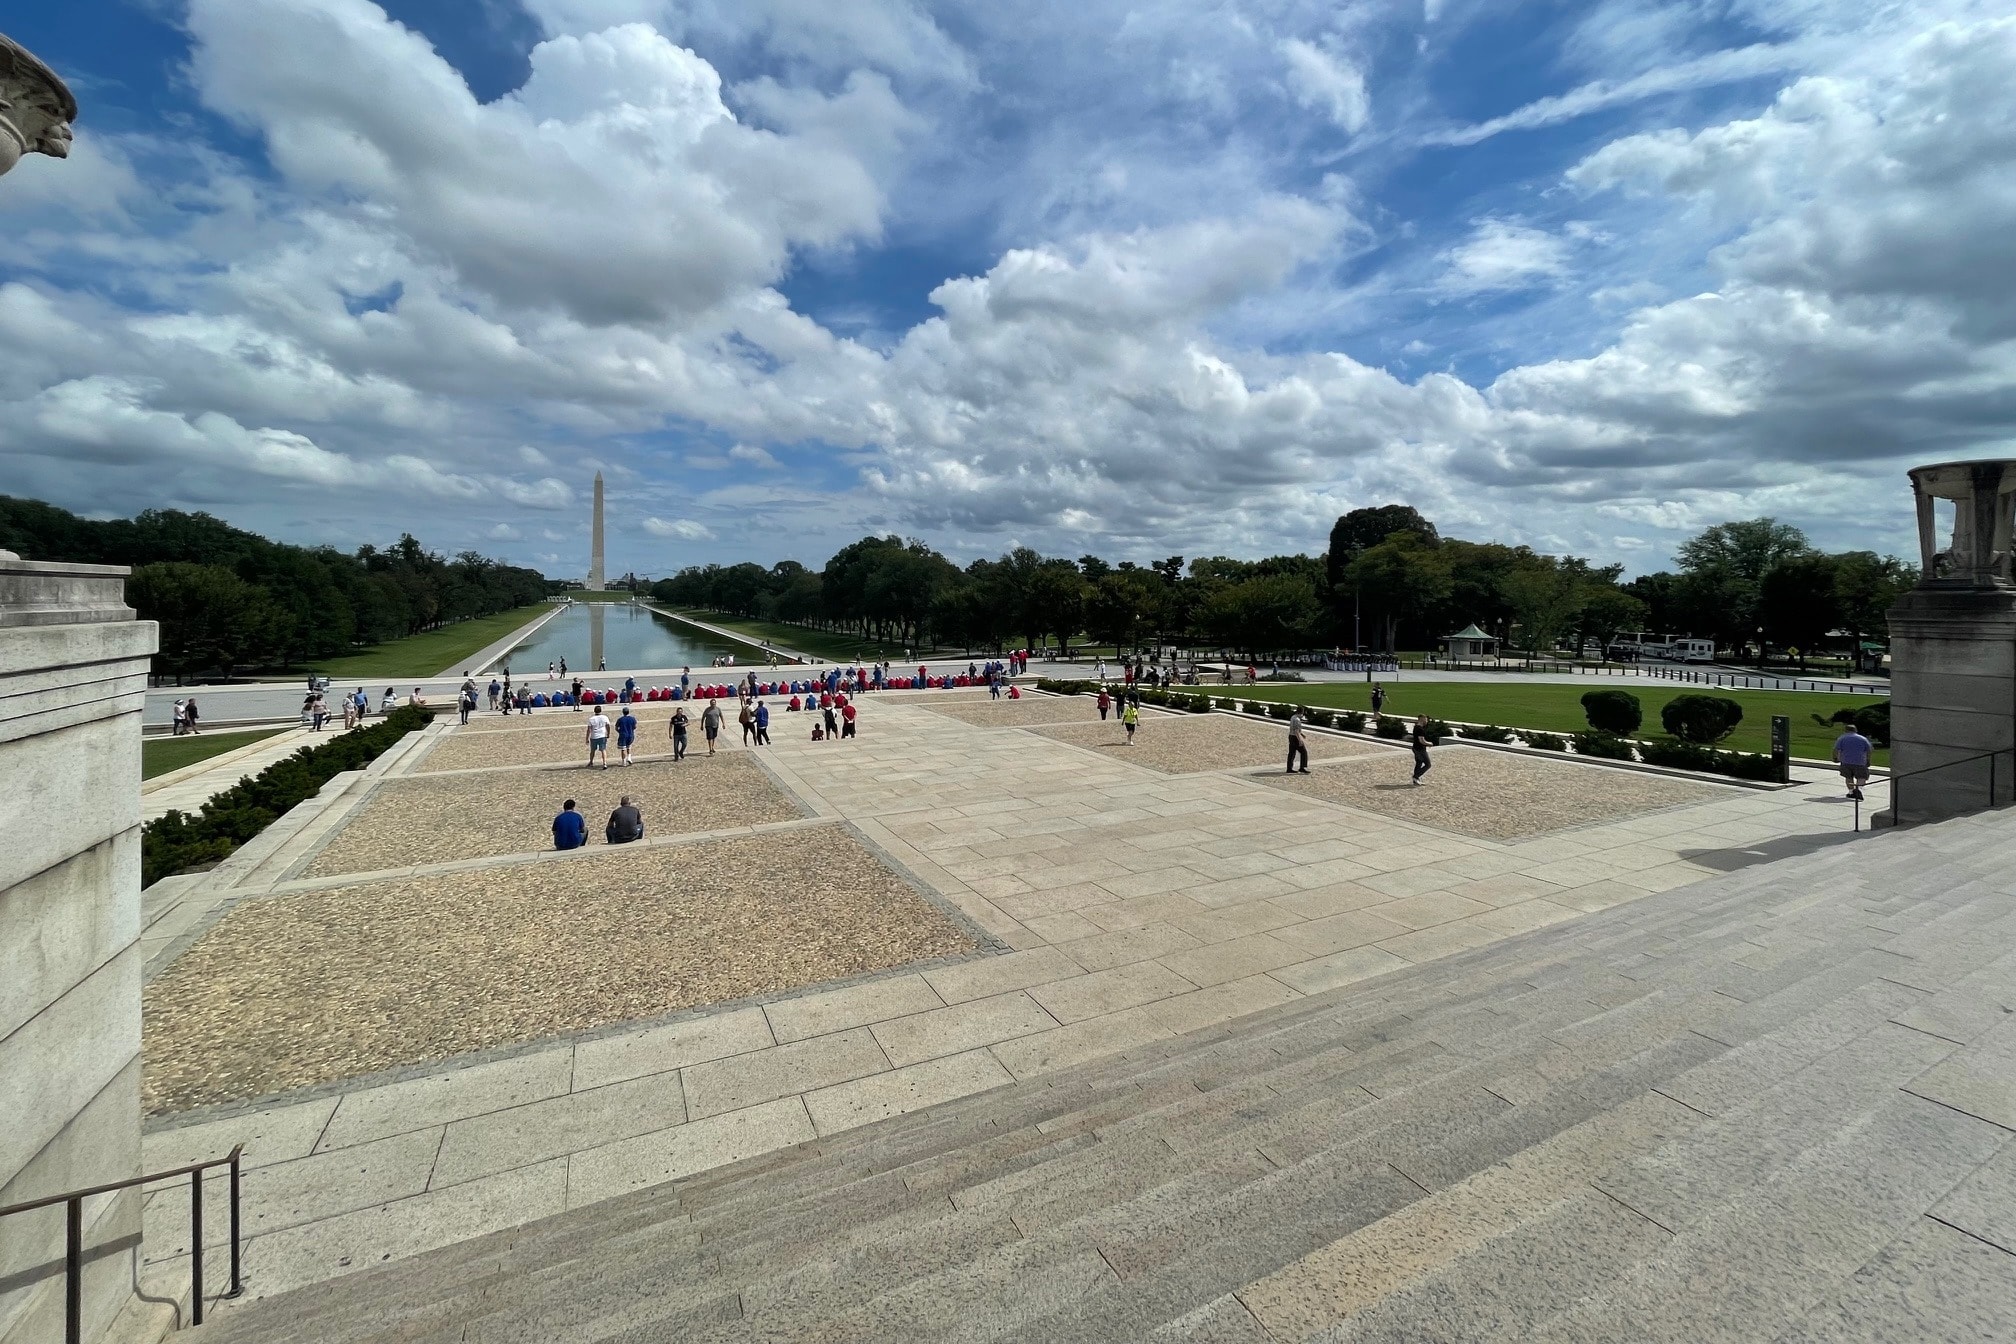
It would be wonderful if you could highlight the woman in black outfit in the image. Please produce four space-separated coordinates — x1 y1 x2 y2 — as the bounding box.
1410 715 1433 784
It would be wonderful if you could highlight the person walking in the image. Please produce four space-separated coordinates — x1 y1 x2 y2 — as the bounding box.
702 699 723 756
354 687 369 722
739 698 756 746
754 699 771 745
1286 707 1310 774
670 706 690 761
822 700 840 741
570 677 584 711
182 697 200 735
615 705 638 765
1832 723 1873 800
459 685 475 725
171 698 187 736
559 658 567 676
585 706 612 768
1370 683 1387 718
680 666 691 699
605 795 644 844
1122 700 1139 744
1410 715 1434 785
1097 687 1111 720
552 799 587 850
548 661 556 681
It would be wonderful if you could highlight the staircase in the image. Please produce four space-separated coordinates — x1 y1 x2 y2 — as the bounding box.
183 810 2016 1343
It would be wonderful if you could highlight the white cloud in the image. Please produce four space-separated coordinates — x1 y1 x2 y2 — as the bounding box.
1278 38 1370 133
643 516 715 539
1435 220 1573 296
728 443 782 468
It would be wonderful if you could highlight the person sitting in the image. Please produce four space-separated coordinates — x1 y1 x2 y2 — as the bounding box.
552 800 587 851
1007 684 1021 699
605 795 644 844
811 724 825 741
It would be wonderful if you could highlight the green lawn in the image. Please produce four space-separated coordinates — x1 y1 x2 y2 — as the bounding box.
661 610 941 664
142 727 289 780
1223 681 1889 764
283 606 552 680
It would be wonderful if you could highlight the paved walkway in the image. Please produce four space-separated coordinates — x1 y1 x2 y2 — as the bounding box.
143 727 352 822
136 694 1884 1304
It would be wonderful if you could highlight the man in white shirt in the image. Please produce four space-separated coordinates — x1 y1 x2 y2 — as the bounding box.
585 708 612 769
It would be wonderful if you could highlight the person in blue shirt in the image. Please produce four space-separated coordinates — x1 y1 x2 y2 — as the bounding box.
552 800 587 850
616 707 638 765
754 699 770 745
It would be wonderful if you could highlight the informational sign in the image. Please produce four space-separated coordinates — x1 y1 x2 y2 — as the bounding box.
1770 715 1791 784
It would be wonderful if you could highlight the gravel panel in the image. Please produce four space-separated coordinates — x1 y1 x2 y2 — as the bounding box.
1032 713 1397 775
1259 745 1730 840
304 753 801 877
926 697 1114 727
144 827 974 1114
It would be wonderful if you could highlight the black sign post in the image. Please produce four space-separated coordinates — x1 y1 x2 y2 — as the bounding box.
1770 715 1791 785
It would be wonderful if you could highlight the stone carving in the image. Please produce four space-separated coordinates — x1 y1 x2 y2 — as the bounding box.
1910 460 2016 588
0 32 77 180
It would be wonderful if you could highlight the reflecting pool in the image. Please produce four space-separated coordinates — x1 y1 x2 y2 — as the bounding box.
490 603 755 673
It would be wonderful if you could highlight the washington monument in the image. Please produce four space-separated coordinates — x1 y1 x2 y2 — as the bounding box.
587 471 605 591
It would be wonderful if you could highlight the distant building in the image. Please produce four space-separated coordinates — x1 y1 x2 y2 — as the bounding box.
1440 623 1496 659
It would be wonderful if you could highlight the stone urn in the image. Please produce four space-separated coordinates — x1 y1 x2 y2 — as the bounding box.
0 33 77 180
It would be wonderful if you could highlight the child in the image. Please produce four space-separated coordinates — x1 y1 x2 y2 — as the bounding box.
811 724 825 741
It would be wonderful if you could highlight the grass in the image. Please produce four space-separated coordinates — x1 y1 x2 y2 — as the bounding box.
1223 681 1890 764
286 606 552 681
661 609 943 664
142 727 288 780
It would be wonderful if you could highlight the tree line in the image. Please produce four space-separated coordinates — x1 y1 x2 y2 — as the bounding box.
1 497 551 679
653 507 1916 663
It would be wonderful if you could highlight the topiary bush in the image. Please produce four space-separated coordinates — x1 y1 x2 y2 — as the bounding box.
1661 694 1744 744
1525 731 1568 751
1457 723 1514 743
1243 700 1268 715
1580 689 1642 736
1335 710 1368 733
1374 715 1407 739
1267 702 1293 720
1573 731 1636 760
1305 707 1334 729
1419 718 1452 744
1215 696 1237 711
143 705 434 886
1853 701 1891 746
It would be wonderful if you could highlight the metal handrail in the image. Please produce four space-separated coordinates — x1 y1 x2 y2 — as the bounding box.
0 1144 244 1343
1885 746 2015 828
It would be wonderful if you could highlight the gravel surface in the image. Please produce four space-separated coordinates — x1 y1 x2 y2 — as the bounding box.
926 696 1115 727
303 753 802 876
1260 744 1729 840
417 722 683 773
1033 713 1396 775
145 826 974 1113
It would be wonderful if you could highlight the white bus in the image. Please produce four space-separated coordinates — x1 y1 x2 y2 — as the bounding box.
1606 633 1715 664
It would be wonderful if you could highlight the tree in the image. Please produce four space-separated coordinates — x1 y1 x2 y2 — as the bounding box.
1757 552 1841 667
1675 518 1812 657
1577 587 1648 654
1832 552 1914 653
1344 531 1453 652
1086 570 1161 654
129 562 281 680
1500 557 1585 654
1199 574 1319 657
1326 505 1438 589
1028 560 1089 656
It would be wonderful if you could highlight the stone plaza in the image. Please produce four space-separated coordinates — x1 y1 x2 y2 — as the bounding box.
131 685 1874 1310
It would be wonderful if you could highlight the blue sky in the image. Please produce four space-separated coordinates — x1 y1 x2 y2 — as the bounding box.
2 1 2011 580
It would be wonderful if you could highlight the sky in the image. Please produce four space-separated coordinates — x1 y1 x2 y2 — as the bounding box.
2 1 2011 581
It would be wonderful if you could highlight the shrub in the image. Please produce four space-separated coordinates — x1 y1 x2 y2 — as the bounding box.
1305 707 1334 729
1661 694 1744 744
1243 700 1268 715
143 706 434 886
1420 718 1452 744
1141 688 1169 706
1815 700 1891 748
1580 690 1642 736
1525 731 1568 751
1457 723 1514 743
1374 715 1407 739
1572 731 1636 760
1215 696 1237 711
1035 678 1095 696
1259 670 1305 682
1640 738 1781 781
1335 710 1368 732
1267 702 1293 720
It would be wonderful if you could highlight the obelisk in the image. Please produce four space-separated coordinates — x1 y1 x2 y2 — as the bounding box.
587 471 605 591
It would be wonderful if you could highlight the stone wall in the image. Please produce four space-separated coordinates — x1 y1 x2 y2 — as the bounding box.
1886 585 2016 823
0 557 156 1344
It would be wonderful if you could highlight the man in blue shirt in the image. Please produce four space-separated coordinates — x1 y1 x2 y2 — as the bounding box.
1832 726 1874 801
552 800 587 850
754 699 770 745
615 706 638 765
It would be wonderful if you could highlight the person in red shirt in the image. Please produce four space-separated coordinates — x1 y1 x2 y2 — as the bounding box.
788 694 802 711
841 701 858 738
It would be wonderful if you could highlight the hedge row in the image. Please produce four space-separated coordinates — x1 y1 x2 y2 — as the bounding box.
142 705 435 886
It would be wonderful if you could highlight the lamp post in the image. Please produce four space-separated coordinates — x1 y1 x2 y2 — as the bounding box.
0 34 76 181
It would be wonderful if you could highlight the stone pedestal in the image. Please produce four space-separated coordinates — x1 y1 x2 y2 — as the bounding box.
0 557 157 1344
1885 460 2016 825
